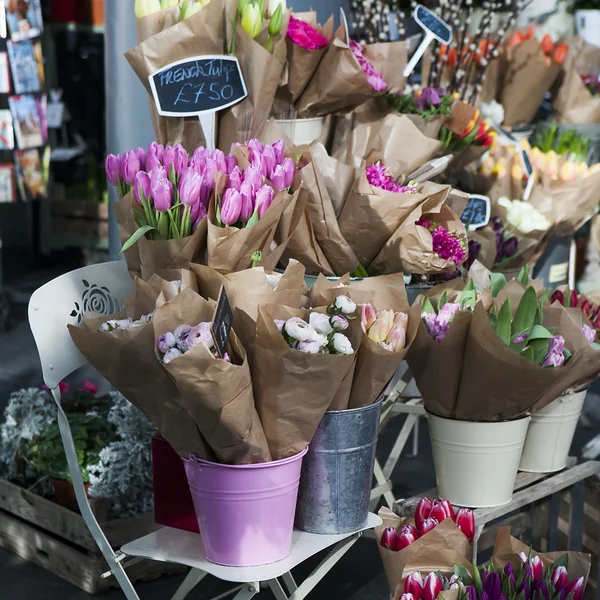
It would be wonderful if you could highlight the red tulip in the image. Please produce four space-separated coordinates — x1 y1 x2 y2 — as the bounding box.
398 524 418 549
405 572 424 599
430 499 454 523
400 594 418 600
567 576 585 600
551 566 569 589
455 508 475 543
550 289 564 306
380 526 401 551
570 290 579 308
423 572 444 600
530 555 544 580
418 517 439 537
581 299 593 316
415 497 434 531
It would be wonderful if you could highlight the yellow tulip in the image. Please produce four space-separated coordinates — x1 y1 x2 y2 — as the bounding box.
545 156 559 179
559 161 577 182
135 0 162 17
368 310 394 344
241 3 262 38
511 163 524 180
480 155 495 177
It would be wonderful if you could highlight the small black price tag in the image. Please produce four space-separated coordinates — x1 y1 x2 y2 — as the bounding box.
211 286 234 360
461 194 491 231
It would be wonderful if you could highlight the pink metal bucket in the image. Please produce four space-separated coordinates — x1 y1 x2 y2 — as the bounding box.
183 447 308 567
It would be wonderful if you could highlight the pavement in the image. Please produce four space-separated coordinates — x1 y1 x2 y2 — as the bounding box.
1 266 600 600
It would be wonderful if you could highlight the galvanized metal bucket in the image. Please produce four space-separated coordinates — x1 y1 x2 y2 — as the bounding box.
295 399 382 534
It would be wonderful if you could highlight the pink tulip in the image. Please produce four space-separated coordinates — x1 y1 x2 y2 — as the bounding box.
179 170 202 207
105 154 121 186
248 138 263 153
282 157 295 188
400 594 418 600
415 497 434 532
272 139 285 164
134 171 151 205
212 149 227 174
239 181 255 222
398 524 418 549
199 177 212 208
430 500 454 524
386 324 407 352
361 304 377 333
418 517 439 537
270 164 286 190
163 145 176 174
119 150 140 186
455 508 475 543
135 146 147 170
225 153 238 173
221 188 242 225
193 146 209 163
244 166 263 192
380 526 401 551
529 555 544 581
192 204 207 232
551 566 569 590
405 572 424 599
151 177 173 212
173 144 189 175
255 185 274 218
423 573 443 600
263 144 277 178
147 142 165 160
229 166 242 192
146 153 162 177
567 577 585 600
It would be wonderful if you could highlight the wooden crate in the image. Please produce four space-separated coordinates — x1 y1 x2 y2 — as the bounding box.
0 478 186 594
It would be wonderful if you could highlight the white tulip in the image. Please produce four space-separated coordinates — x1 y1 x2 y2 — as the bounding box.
268 0 286 17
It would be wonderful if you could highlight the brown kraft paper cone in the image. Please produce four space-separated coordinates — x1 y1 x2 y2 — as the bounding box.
252 303 361 459
125 2 226 150
115 191 142 279
146 269 199 302
218 21 288 149
369 184 467 275
375 507 472 596
500 38 562 127
364 41 408 94
153 289 271 464
68 279 210 459
405 114 447 139
492 527 591 586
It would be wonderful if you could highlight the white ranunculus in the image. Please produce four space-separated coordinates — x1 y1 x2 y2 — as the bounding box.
306 328 328 347
163 348 182 364
332 333 354 355
335 296 357 315
284 317 312 341
298 340 321 354
309 312 333 336
266 273 282 290
481 100 505 126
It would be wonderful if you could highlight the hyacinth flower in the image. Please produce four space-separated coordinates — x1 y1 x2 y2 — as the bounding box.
366 161 417 194
416 218 467 266
349 40 387 92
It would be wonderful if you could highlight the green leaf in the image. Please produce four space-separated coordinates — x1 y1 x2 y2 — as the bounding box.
494 298 512 346
473 562 483 594
550 554 569 571
245 206 260 229
438 290 448 310
563 348 572 361
528 325 554 341
529 338 552 365
511 287 538 337
517 266 530 286
157 212 170 240
454 564 472 586
422 297 436 314
490 273 507 297
120 225 156 255
521 345 535 362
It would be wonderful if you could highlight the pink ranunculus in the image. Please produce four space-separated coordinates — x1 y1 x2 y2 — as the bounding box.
287 15 329 51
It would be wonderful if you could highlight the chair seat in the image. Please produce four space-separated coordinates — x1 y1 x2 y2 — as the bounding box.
121 513 382 584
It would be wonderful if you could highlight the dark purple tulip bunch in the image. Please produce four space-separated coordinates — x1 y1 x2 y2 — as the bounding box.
491 216 519 269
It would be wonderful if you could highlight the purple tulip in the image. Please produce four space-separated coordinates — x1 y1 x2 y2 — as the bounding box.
282 157 295 188
263 144 277 178
239 181 254 222
119 150 140 186
163 145 176 174
503 564 516 588
204 158 216 187
151 177 174 212
250 146 269 177
244 166 263 192
173 144 188 175
134 171 151 205
417 87 441 111
542 335 566 367
229 166 242 192
146 153 162 177
193 146 209 162
105 154 121 186
483 571 501 600
272 139 285 164
135 147 147 170
192 205 207 232
491 216 503 232
255 185 274 218
212 149 227 174
503 236 518 258
465 587 477 600
248 138 263 153
199 177 212 208
147 142 165 161
225 153 238 174
270 164 286 190
221 188 242 225
151 164 167 187
179 170 202 207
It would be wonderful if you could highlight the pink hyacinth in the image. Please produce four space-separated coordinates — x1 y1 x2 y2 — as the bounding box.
349 40 387 92
416 219 467 265
366 161 416 193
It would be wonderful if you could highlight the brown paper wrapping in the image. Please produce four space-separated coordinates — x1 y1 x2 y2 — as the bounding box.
553 39 600 125
406 114 447 139
528 170 600 237
146 268 199 302
252 303 362 459
455 302 600 421
468 227 498 270
68 279 209 458
370 184 467 276
295 26 379 118
364 41 408 94
152 289 271 464
375 507 472 596
492 527 591 587
500 38 562 127
126 3 226 150
218 21 288 149
275 12 333 106
115 192 142 279
339 168 436 269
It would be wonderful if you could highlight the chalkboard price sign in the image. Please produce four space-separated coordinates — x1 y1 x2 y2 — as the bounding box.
211 286 234 360
461 194 491 231
148 56 247 151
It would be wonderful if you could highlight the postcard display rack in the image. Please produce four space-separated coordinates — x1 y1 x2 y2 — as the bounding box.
0 0 49 268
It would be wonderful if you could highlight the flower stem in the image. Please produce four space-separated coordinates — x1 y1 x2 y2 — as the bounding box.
267 34 273 53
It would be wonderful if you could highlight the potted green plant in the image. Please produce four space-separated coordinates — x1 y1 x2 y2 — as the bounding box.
21 413 116 510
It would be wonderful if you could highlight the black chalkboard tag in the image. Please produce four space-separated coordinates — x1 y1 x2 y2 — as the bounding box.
461 194 490 231
211 286 234 360
148 56 248 152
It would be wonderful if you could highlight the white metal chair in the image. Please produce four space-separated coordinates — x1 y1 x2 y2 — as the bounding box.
28 260 381 600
